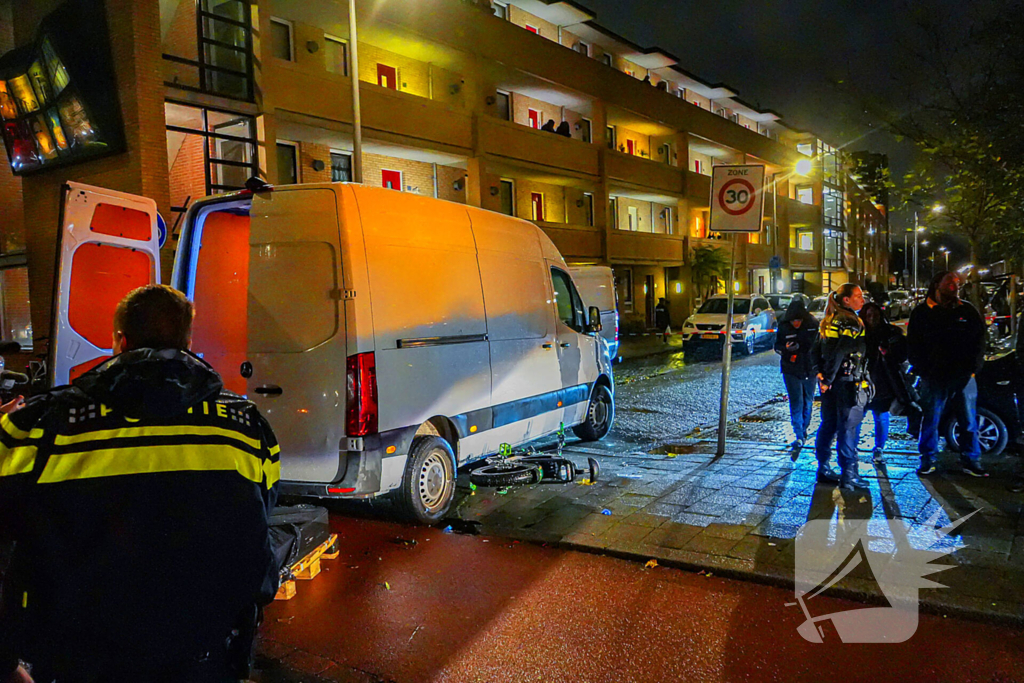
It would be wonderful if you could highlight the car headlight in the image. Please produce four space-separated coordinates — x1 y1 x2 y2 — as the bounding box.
683 319 695 329
732 322 745 330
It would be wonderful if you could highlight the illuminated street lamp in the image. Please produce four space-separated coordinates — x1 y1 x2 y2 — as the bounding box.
795 157 813 176
939 246 950 270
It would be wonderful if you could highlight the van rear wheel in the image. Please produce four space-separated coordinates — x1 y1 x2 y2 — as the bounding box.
573 384 614 442
392 436 456 525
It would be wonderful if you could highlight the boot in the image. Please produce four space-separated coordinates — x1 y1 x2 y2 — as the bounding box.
840 470 870 491
816 464 840 484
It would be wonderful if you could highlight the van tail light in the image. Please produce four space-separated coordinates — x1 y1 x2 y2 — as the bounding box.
346 352 378 436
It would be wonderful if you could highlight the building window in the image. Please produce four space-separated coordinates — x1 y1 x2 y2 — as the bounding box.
165 101 258 213
0 262 32 351
627 206 639 231
276 141 297 185
824 228 843 268
270 18 293 61
377 64 398 90
496 91 511 121
796 185 813 204
492 1 508 19
330 151 352 182
797 142 814 156
324 36 348 76
583 192 594 226
531 192 544 221
525 24 539 34
580 118 592 143
603 53 614 67
498 179 515 216
606 125 615 150
382 169 402 190
617 268 633 311
609 197 618 228
660 206 673 233
162 0 255 101
797 230 814 251
574 41 589 56
528 108 541 129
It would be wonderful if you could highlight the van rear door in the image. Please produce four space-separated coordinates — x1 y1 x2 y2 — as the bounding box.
51 182 161 386
246 188 347 483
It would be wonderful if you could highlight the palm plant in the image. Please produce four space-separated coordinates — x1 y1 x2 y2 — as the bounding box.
691 245 731 301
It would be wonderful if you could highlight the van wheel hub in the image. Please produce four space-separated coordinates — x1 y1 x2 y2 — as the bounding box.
418 451 451 510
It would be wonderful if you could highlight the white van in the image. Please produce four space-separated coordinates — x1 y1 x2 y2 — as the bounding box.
569 265 618 358
50 181 615 523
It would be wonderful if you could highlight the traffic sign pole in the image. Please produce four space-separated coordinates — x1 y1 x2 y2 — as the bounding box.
717 234 738 457
707 164 766 458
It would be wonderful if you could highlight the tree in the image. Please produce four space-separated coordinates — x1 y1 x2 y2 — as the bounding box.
690 245 731 302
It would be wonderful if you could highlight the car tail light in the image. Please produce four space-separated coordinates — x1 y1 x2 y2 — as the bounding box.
346 352 378 436
614 312 620 342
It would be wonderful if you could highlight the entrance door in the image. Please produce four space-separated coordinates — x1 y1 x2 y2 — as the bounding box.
531 192 544 221
377 64 397 90
246 188 347 483
51 182 161 386
382 169 402 190
528 109 540 129
645 275 656 328
626 139 635 155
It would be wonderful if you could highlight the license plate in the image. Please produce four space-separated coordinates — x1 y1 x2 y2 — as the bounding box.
702 333 718 340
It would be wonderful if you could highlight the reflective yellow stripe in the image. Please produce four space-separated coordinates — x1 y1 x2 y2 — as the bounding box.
54 425 262 451
1 414 42 441
269 444 280 456
263 459 281 488
38 444 264 485
0 445 37 477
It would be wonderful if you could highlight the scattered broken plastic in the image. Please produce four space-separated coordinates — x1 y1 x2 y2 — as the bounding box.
601 509 612 515
644 559 658 569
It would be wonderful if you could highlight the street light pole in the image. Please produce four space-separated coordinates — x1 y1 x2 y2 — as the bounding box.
914 212 919 292
349 0 363 183
904 229 909 288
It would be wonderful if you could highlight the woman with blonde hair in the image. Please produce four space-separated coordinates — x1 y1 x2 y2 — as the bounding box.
811 283 872 490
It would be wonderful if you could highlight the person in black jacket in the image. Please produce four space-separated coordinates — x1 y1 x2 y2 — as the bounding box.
861 301 910 464
774 295 818 452
655 297 671 343
907 270 987 477
0 285 279 683
812 283 871 491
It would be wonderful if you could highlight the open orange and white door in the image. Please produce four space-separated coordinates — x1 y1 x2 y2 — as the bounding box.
50 182 160 386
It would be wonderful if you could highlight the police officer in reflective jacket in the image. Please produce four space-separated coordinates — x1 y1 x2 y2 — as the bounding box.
0 285 279 683
812 283 872 491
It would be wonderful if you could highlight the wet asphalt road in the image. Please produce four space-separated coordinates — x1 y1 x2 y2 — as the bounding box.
612 343 784 447
259 516 1024 683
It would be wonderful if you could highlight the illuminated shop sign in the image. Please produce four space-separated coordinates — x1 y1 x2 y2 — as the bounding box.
0 0 125 175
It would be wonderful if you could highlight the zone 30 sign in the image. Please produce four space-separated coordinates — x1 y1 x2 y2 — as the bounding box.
709 164 766 233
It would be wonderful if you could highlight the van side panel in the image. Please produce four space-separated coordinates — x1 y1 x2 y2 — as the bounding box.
463 208 563 458
352 187 491 452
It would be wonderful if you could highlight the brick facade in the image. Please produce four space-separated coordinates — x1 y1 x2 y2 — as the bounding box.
358 43 431 99
508 6 557 42
363 153 434 196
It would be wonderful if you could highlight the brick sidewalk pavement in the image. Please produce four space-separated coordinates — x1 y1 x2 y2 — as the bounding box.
449 432 1024 625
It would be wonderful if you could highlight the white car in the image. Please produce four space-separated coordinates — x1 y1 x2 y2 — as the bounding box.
808 296 829 322
682 295 777 356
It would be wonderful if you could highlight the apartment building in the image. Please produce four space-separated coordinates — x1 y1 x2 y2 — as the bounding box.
0 0 889 351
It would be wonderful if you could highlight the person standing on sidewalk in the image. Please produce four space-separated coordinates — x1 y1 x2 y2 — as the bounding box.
812 283 872 491
861 301 911 465
775 295 818 453
907 270 988 476
655 297 671 343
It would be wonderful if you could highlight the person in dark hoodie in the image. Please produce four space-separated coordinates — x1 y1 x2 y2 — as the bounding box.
861 301 911 464
907 270 987 476
0 285 279 683
812 283 872 491
774 295 818 452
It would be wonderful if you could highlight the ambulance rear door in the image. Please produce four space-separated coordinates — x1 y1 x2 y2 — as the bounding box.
51 182 161 386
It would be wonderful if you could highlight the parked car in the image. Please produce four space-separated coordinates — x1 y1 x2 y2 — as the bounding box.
766 294 795 314
942 348 1019 456
570 265 619 359
884 290 911 319
51 181 616 524
682 295 777 356
807 296 829 322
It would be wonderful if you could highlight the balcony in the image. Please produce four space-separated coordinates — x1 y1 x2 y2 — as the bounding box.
790 249 820 270
685 171 712 206
264 60 473 152
609 231 685 264
785 197 821 227
478 117 599 176
535 222 602 261
605 151 684 196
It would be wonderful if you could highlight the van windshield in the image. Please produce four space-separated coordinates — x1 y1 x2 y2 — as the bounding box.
698 299 750 315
